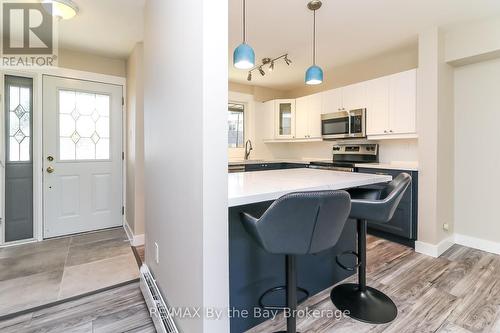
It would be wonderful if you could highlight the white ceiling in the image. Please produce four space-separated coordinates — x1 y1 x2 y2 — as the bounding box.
229 0 500 90
58 0 145 59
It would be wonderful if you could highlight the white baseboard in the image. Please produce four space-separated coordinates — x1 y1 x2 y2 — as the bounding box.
123 218 145 247
415 236 454 258
454 234 500 255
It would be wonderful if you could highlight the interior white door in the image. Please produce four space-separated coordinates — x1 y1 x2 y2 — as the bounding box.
43 76 123 238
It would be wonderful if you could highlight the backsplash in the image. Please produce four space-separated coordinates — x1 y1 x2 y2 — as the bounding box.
253 139 418 163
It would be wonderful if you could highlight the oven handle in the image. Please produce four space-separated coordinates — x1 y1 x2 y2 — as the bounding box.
346 109 352 136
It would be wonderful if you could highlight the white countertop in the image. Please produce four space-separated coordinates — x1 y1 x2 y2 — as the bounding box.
228 168 392 207
355 161 418 171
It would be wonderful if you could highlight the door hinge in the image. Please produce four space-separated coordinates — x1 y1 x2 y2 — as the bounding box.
122 206 125 215
122 152 125 160
122 97 124 106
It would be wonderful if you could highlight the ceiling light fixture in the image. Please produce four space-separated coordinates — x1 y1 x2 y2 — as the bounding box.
233 0 255 69
42 0 79 20
246 54 291 82
305 0 323 85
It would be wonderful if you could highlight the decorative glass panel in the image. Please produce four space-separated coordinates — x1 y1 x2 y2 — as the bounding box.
7 84 31 162
279 103 292 136
228 103 244 148
59 90 110 160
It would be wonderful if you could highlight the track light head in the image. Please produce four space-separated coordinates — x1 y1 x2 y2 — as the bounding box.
269 61 275 72
247 72 252 81
259 66 265 76
284 56 292 65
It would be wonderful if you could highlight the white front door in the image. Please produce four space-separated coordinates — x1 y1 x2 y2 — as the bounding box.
43 76 123 238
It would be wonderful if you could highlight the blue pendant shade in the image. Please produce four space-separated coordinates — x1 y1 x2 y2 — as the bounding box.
305 65 323 85
233 43 255 69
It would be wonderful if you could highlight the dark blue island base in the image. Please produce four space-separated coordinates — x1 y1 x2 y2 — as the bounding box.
229 201 357 333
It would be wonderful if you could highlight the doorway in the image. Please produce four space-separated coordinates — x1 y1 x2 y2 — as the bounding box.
42 76 123 238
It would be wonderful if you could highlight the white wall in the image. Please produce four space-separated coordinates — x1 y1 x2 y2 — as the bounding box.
144 1 228 332
454 58 500 244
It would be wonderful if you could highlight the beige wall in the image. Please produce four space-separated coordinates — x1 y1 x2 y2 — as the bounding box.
286 43 418 98
58 48 127 77
454 58 500 243
445 16 500 66
125 43 145 236
416 28 454 246
229 82 287 102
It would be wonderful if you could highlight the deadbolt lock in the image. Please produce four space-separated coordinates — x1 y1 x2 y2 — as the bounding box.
47 156 54 162
46 166 55 174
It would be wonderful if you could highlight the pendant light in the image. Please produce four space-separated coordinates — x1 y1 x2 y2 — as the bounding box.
233 0 255 69
42 0 79 20
305 0 323 85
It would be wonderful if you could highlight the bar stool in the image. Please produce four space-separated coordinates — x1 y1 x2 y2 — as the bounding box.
330 173 411 324
241 190 351 333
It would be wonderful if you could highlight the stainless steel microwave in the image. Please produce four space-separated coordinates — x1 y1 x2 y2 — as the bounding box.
321 108 366 140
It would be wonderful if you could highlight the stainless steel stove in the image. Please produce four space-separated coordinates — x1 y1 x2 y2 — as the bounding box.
309 144 379 172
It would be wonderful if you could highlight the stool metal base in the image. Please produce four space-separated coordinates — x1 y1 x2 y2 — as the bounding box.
330 283 397 324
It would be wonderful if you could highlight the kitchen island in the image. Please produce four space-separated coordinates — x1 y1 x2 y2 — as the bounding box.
228 168 391 332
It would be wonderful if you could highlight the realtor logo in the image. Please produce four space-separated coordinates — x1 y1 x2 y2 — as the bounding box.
1 1 57 66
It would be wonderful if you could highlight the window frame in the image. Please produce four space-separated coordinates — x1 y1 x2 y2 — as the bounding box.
227 102 245 149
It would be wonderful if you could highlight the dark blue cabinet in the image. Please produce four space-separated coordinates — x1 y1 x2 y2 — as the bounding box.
356 168 418 247
244 163 308 172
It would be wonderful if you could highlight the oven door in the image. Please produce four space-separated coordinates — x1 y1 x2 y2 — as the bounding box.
321 109 366 140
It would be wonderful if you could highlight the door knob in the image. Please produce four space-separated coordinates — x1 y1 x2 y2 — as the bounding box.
46 166 55 174
47 156 54 161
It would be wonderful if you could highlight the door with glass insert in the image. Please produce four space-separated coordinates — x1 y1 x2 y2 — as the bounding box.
43 76 123 238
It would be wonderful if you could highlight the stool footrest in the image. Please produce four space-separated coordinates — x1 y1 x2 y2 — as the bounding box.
336 250 361 271
259 286 309 310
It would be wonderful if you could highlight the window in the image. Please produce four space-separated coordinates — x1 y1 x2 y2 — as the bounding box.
7 80 32 162
228 103 244 148
59 90 111 160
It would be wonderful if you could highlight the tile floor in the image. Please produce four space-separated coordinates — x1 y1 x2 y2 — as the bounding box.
0 227 140 318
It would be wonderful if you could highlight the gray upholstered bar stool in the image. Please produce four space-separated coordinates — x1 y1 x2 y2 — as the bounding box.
331 173 411 324
241 190 351 333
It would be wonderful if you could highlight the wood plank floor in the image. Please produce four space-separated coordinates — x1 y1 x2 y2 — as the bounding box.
3 237 499 333
248 236 500 333
0 282 155 333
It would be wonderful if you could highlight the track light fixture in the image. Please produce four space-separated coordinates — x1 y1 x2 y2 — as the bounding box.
245 54 291 82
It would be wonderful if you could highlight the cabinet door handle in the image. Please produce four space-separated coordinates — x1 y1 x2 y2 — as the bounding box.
384 130 388 133
389 130 393 133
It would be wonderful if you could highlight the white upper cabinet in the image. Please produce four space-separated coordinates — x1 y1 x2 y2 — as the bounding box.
366 76 390 136
388 69 416 135
295 93 323 139
342 82 367 110
366 69 417 138
322 88 343 113
259 100 275 140
274 99 296 139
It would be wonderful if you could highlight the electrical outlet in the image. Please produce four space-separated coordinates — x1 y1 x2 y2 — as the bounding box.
155 242 160 264
443 223 449 232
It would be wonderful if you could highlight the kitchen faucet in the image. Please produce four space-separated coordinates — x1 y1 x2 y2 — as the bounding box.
244 139 253 160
